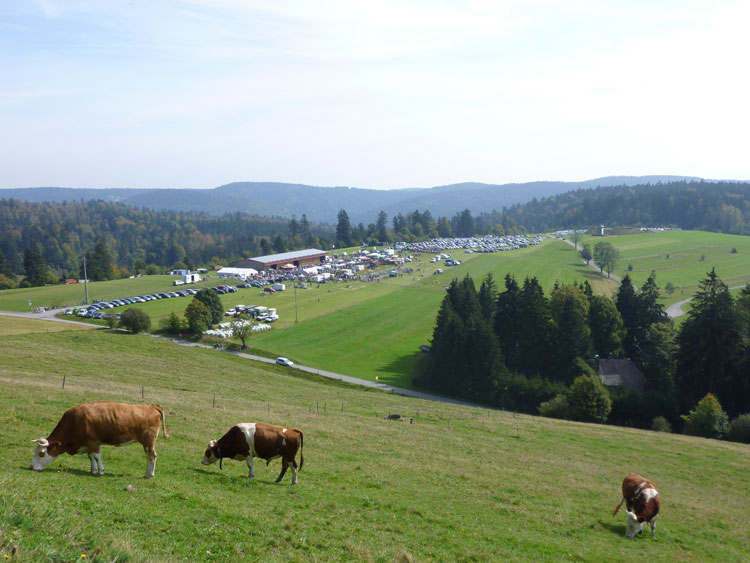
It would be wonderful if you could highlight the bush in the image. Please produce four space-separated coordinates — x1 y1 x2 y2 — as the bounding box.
118 308 151 334
538 394 570 419
160 311 185 334
651 416 672 433
728 413 750 443
185 299 213 334
194 289 224 324
682 393 729 439
568 374 612 423
497 374 568 414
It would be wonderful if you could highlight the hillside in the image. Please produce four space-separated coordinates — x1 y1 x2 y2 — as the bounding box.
1 316 748 561
2 175 700 224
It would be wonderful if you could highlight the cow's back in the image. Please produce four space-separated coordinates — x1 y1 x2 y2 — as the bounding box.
253 423 302 459
53 402 161 450
622 473 659 521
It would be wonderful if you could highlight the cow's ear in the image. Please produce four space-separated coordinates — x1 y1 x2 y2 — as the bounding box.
48 440 62 449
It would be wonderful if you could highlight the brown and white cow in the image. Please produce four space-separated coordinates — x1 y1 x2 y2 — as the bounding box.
30 401 169 479
201 423 304 485
613 472 660 538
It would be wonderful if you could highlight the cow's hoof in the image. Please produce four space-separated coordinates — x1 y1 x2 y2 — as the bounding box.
143 474 153 480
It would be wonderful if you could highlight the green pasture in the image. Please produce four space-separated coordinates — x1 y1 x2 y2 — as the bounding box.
1 319 748 561
579 230 750 299
251 240 611 388
1 231 747 390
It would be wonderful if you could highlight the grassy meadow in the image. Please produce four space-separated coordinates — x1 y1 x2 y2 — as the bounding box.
1 316 748 562
1 231 748 388
579 230 750 301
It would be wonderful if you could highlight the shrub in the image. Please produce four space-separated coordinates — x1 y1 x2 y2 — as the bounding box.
651 416 672 433
185 299 212 334
568 374 612 423
538 394 570 419
728 413 750 443
194 289 224 324
160 311 185 334
497 374 568 414
682 393 729 439
118 308 151 334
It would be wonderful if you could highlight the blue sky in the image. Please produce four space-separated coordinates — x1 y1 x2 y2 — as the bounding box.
2 1 749 189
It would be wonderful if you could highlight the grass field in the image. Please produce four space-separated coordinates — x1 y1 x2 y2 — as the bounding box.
579 230 750 301
1 231 747 388
1 317 748 561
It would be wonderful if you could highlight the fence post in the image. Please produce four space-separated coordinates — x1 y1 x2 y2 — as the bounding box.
62 375 66 389
212 393 216 408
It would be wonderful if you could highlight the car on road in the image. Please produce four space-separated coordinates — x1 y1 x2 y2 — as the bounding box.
275 357 294 367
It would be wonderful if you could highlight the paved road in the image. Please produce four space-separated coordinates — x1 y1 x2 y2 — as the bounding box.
560 237 622 282
0 309 489 410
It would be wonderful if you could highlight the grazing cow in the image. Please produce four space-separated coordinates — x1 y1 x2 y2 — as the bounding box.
201 423 304 485
30 401 169 479
613 472 660 538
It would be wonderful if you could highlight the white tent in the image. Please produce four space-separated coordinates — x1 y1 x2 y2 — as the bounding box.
216 267 258 279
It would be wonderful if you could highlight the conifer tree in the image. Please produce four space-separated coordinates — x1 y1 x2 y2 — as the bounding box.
676 269 745 416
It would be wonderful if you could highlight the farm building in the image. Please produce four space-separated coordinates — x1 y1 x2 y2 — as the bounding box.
598 359 645 393
231 249 328 272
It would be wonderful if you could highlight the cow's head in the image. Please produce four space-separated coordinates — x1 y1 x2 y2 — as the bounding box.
29 438 59 471
201 439 218 466
624 511 644 538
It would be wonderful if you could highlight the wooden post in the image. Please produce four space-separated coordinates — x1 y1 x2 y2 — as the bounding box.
212 393 216 408
141 386 144 399
62 375 66 389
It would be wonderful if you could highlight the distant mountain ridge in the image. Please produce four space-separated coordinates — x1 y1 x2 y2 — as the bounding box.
0 176 706 224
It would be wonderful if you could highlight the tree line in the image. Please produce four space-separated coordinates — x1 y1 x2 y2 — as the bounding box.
0 199 335 287
418 269 750 440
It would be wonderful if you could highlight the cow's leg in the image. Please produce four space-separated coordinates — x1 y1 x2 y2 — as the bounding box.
94 452 104 475
246 456 255 479
290 458 298 486
650 515 658 538
275 458 289 483
88 453 98 475
144 445 157 479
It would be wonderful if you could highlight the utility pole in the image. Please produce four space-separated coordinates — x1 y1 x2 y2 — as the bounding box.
82 252 89 304
294 282 298 323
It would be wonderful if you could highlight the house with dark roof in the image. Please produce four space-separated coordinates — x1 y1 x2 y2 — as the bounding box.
598 359 645 393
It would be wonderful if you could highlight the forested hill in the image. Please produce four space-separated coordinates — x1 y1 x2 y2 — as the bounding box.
2 175 700 224
0 199 330 277
493 180 750 235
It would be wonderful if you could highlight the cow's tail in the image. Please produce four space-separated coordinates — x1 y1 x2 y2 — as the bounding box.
298 430 304 471
613 497 625 517
153 404 170 438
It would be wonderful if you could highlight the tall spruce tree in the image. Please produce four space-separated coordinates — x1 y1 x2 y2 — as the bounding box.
550 285 593 383
335 209 352 248
676 269 746 416
516 277 553 378
23 246 49 286
588 295 624 358
494 274 521 370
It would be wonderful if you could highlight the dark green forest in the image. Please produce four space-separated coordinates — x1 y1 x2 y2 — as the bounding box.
488 180 750 234
0 199 332 282
419 270 750 440
3 180 750 286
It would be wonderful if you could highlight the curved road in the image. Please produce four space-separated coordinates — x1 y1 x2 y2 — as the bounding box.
0 309 488 410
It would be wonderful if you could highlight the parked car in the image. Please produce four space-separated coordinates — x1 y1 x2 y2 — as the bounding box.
276 357 294 367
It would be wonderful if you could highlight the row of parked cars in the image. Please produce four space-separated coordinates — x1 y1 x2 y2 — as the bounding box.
66 288 203 318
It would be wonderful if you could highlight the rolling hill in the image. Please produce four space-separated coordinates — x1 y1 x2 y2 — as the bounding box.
1 175 701 224
1 315 748 561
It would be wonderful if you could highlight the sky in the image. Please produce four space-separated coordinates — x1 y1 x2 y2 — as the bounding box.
2 0 749 190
